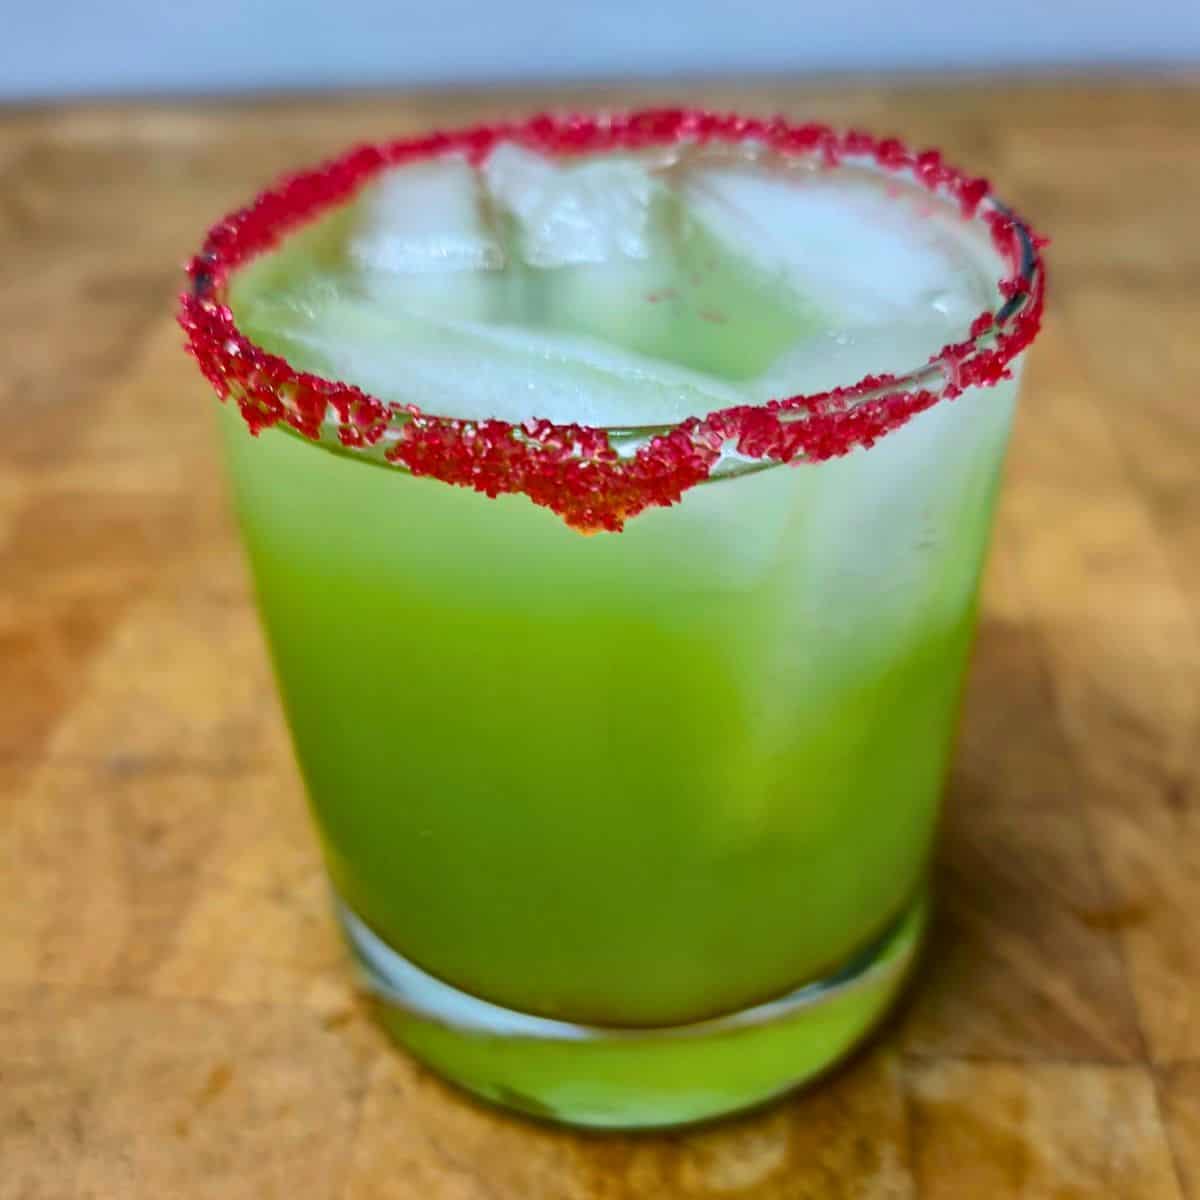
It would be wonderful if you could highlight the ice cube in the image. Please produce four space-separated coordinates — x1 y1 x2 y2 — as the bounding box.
684 168 984 328
483 143 664 267
750 318 964 402
740 312 1020 696
483 143 689 360
239 288 741 428
408 319 741 426
350 156 504 275
345 156 507 320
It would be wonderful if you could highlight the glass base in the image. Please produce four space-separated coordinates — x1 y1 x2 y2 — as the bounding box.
336 890 927 1130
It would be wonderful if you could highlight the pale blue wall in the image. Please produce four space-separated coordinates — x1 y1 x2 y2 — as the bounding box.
3 0 1198 100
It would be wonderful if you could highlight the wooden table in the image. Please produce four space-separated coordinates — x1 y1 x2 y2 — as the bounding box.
2 79 1198 1199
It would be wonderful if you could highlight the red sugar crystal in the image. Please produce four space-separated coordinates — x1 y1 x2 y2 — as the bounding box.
178 108 1046 532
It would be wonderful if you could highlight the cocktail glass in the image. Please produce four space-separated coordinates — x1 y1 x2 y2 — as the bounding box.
180 110 1044 1129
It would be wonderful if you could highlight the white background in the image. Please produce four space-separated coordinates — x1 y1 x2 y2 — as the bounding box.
3 0 1199 100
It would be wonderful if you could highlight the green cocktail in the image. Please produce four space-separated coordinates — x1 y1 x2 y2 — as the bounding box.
182 112 1044 1128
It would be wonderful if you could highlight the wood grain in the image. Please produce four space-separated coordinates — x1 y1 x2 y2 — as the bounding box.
2 79 1198 1198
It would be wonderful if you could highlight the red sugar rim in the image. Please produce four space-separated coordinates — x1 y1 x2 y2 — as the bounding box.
179 108 1046 532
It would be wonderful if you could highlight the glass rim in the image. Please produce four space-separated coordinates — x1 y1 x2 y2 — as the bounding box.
179 108 1046 532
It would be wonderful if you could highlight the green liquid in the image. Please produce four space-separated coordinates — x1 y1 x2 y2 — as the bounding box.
221 387 1010 1029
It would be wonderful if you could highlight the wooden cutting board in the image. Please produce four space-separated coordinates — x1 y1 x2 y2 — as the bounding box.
2 79 1198 1199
